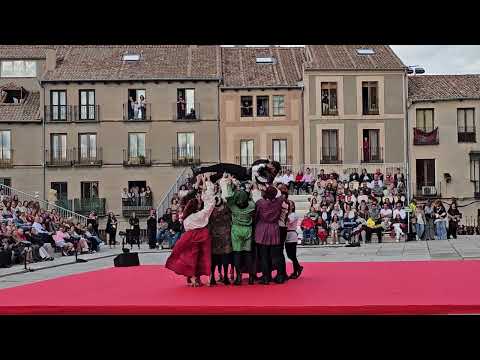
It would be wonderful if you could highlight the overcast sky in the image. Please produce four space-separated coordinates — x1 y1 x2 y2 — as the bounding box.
391 45 480 74
224 45 480 75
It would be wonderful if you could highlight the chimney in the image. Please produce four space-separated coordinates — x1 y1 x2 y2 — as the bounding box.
46 48 57 71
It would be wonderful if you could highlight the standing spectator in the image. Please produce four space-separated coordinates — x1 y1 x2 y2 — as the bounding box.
106 212 118 248
434 201 448 240
129 212 140 247
423 200 435 240
145 186 153 206
140 187 146 206
330 214 341 245
447 203 461 239
147 209 157 249
128 96 135 120
415 204 426 241
177 95 186 119
121 188 129 207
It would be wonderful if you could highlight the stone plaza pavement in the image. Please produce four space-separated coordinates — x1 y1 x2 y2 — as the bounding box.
1 236 480 290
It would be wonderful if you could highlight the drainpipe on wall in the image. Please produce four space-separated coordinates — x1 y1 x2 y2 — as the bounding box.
41 81 46 202
217 79 221 163
404 72 411 202
300 85 305 167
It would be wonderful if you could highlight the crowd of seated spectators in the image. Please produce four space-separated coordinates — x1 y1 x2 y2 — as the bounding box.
156 166 466 249
273 167 464 244
0 193 104 268
272 167 409 245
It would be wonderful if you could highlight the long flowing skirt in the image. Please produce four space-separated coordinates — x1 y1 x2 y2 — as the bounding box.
165 227 211 278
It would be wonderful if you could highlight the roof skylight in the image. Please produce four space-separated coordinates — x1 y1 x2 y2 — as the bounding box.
356 48 375 55
256 57 276 64
123 54 141 61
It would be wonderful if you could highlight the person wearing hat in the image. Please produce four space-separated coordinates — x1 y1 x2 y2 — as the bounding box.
254 185 285 285
222 175 256 285
208 195 233 286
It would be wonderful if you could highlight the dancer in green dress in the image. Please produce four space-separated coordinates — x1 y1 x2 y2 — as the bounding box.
222 175 256 285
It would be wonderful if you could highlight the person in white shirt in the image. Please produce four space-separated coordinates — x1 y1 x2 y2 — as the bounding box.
285 201 303 279
380 203 393 220
392 202 406 220
282 170 295 190
368 174 384 189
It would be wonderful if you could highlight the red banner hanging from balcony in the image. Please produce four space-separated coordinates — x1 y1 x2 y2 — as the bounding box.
414 127 439 145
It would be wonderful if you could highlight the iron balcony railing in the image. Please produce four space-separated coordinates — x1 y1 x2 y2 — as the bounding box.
123 149 152 167
56 198 73 211
172 146 200 167
322 107 338 116
73 197 106 216
45 149 74 167
0 148 13 168
360 146 384 163
122 197 154 218
413 127 439 145
320 147 342 164
173 102 200 120
123 102 152 121
458 126 476 143
44 105 73 122
74 147 103 166
412 181 442 198
0 184 87 225
73 105 100 122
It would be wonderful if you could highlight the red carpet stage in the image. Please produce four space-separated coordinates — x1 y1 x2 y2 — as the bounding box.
1 260 480 315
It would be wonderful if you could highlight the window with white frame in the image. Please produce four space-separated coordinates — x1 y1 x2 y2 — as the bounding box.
272 139 287 165
0 130 11 160
273 95 285 116
240 139 254 166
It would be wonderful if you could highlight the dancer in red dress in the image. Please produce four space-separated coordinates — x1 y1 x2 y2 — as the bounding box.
165 174 216 287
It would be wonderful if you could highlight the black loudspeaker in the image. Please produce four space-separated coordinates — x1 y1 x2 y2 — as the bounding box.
114 252 140 267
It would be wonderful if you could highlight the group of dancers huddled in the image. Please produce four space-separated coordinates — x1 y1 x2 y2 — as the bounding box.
165 160 303 288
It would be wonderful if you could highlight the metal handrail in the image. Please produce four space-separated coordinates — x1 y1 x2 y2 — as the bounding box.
0 183 88 225
156 167 190 223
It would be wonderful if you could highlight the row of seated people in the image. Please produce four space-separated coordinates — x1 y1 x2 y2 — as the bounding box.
274 167 406 196
0 196 104 267
300 200 409 245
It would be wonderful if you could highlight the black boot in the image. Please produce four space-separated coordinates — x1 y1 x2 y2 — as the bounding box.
233 252 242 286
210 275 217 286
234 273 242 286
248 274 255 285
223 276 231 286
